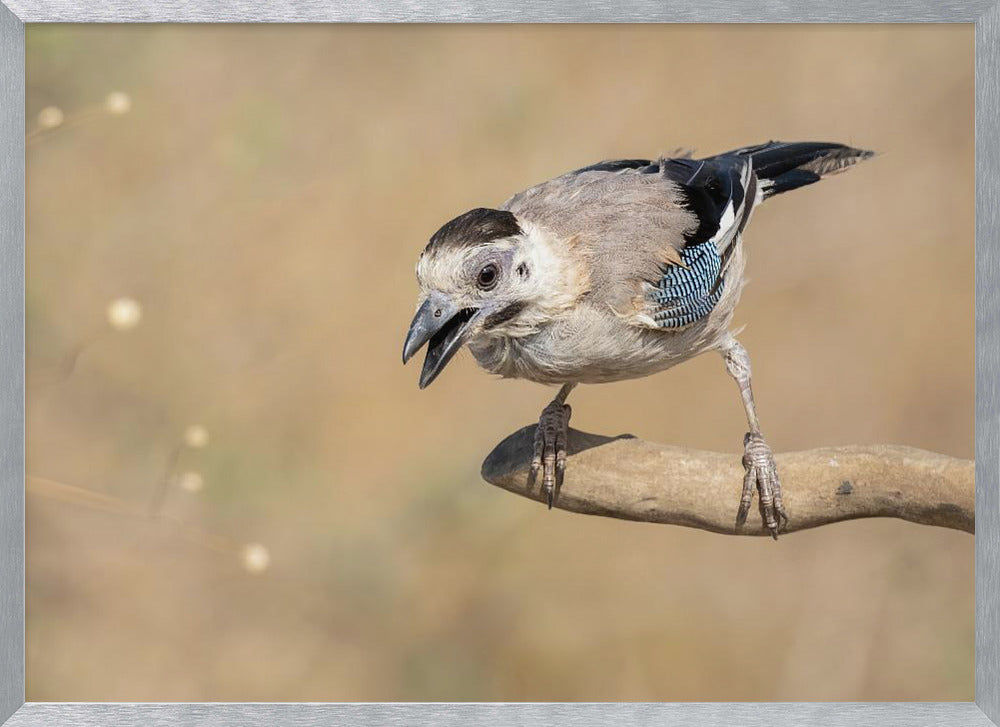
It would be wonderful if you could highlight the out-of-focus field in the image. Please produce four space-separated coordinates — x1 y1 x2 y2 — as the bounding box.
25 25 974 701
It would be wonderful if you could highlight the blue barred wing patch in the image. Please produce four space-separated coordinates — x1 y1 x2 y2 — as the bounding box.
649 240 724 329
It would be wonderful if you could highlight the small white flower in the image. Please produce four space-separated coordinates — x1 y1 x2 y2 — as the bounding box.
105 91 132 115
178 471 204 493
37 106 64 129
241 543 270 573
183 425 209 449
106 297 142 331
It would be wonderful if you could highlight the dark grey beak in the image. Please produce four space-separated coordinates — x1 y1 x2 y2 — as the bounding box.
403 296 480 389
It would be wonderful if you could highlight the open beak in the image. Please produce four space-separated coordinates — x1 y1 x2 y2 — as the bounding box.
403 295 481 388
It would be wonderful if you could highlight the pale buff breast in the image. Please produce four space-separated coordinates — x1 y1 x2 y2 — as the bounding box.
468 243 748 386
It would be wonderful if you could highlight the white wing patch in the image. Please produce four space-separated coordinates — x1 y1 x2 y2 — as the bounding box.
714 159 757 259
711 202 736 245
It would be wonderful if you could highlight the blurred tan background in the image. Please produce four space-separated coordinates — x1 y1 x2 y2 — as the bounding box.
24 24 974 701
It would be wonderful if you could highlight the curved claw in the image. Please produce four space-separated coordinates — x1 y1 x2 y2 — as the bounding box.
737 432 788 538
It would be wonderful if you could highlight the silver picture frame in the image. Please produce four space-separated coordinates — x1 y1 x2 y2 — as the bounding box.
1 2 997 725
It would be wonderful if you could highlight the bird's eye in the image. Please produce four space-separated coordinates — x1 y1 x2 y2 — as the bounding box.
477 263 499 290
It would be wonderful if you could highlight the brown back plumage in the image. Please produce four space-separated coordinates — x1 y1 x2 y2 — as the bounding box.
501 168 698 311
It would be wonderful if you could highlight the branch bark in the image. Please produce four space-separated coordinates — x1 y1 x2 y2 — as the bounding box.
481 426 974 535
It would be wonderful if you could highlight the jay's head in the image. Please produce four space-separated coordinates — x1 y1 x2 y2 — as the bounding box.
403 207 576 388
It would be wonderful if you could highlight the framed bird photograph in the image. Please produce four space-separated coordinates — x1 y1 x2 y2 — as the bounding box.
2 5 999 727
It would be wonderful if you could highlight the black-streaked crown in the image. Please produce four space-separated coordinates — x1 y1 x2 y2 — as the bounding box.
425 208 522 253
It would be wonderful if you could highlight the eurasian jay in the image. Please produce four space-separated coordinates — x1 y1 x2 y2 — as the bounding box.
403 141 873 538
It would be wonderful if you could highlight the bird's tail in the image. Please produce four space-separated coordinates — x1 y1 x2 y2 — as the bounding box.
711 141 875 200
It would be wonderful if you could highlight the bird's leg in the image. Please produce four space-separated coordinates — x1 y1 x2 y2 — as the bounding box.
721 339 788 538
529 383 576 509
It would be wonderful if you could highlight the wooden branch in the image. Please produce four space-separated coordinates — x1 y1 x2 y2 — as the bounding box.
481 426 974 535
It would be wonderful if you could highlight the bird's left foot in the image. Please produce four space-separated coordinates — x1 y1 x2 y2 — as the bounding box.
737 432 788 539
529 399 572 509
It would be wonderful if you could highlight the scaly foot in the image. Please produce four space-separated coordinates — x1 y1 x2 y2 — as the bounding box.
529 400 572 508
737 432 788 539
